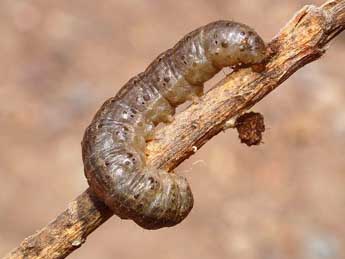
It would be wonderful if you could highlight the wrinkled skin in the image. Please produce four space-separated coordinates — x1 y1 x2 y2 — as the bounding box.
82 20 267 230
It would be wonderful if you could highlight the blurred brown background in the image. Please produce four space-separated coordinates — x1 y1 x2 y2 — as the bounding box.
1 0 345 258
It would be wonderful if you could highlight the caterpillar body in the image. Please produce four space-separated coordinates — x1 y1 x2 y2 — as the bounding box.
82 20 267 229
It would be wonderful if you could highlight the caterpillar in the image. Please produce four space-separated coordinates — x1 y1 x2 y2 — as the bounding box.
82 20 267 229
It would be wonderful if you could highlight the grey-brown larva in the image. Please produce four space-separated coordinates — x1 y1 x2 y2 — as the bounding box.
82 20 267 229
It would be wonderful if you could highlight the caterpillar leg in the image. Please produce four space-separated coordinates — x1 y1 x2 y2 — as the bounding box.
187 85 203 104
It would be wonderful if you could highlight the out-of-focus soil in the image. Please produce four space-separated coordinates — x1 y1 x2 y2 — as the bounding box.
1 1 345 258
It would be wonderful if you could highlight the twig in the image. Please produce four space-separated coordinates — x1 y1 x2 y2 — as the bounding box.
3 0 345 258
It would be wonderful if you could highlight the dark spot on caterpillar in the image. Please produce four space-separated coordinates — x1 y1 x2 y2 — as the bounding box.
181 55 188 65
121 107 136 122
124 159 131 166
148 176 154 184
129 154 138 165
143 94 151 102
136 96 146 105
122 110 128 117
133 79 138 85
82 20 267 230
127 108 137 118
149 180 158 190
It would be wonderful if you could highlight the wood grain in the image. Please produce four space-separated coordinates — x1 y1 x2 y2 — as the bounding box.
3 0 345 258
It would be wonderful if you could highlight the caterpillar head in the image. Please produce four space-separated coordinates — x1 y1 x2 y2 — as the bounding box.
206 21 267 68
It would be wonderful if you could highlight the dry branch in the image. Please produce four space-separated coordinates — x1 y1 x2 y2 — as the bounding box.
3 0 345 258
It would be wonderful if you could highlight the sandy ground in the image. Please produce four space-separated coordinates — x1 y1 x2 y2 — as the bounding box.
1 0 345 258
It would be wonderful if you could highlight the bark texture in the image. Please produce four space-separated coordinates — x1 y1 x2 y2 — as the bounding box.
3 0 345 258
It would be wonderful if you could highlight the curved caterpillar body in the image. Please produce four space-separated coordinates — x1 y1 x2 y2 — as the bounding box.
82 20 267 229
